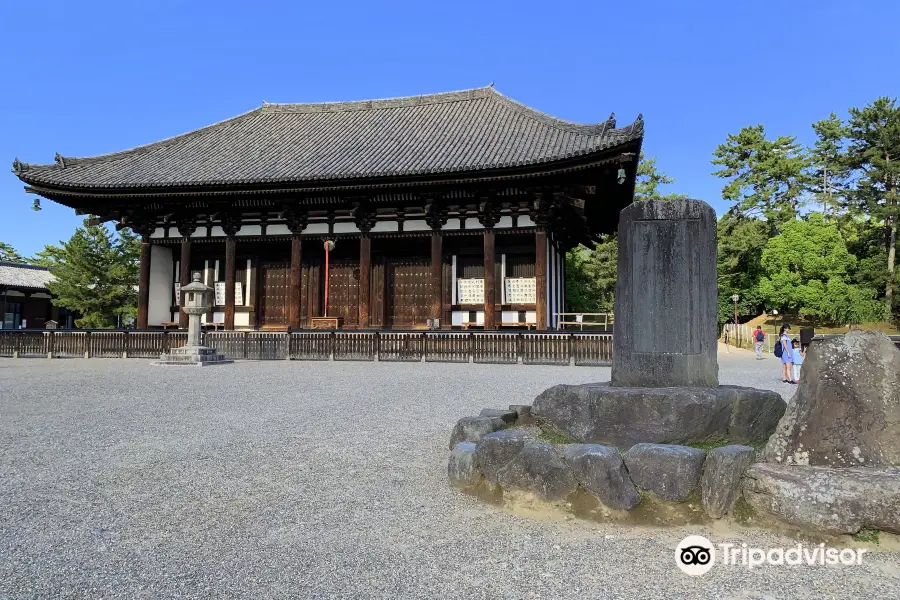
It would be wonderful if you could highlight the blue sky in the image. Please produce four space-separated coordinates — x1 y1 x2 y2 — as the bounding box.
1 0 898 257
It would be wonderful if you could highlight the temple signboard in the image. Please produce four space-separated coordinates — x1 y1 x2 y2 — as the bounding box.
504 277 536 304
457 278 484 305
214 282 244 306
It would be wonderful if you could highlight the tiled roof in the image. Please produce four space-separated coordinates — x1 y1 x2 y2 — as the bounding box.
0 262 53 291
13 87 642 190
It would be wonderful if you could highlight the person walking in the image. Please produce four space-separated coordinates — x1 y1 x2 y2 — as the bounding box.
791 339 805 383
754 325 765 359
776 324 794 383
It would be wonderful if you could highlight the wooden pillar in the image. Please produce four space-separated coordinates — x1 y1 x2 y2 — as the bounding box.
179 237 191 329
431 231 442 322
359 235 371 328
225 236 236 330
137 238 151 329
290 235 302 329
483 229 496 330
535 229 547 330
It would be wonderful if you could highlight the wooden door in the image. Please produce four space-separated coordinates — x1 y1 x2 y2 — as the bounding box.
326 260 360 327
259 262 290 327
386 259 430 328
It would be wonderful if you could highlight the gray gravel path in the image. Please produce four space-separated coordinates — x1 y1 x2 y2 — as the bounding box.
0 352 896 599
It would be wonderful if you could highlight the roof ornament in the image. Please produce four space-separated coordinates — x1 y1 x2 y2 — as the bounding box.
488 82 494 88
12 157 25 174
54 152 67 168
631 113 645 135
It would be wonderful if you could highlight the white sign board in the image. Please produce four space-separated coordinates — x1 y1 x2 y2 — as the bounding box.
173 283 181 306
457 278 484 305
504 277 536 304
214 281 244 306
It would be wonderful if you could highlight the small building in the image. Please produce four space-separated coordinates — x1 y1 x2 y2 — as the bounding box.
13 87 643 330
0 262 70 329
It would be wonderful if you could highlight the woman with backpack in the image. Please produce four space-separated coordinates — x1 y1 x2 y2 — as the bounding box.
775 324 795 383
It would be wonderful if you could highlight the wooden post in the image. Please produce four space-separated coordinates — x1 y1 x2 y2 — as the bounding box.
483 229 496 330
359 234 371 328
137 238 151 329
290 235 303 329
431 231 442 323
225 236 236 330
179 237 191 329
535 229 548 330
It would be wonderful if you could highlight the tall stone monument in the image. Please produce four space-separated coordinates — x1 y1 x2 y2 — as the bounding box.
612 199 718 387
531 199 785 449
155 272 233 367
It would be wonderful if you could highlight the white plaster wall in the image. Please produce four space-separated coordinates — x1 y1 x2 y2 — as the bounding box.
190 227 205 238
371 221 398 233
210 226 225 237
150 227 166 239
525 311 537 324
464 218 484 230
497 216 513 228
237 225 262 236
333 222 360 234
266 224 291 236
305 223 329 235
443 220 460 230
235 313 250 327
148 245 173 326
519 215 535 227
502 310 520 323
404 220 429 232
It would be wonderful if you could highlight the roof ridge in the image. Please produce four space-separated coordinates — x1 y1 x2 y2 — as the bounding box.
261 86 493 114
484 87 643 137
0 261 49 271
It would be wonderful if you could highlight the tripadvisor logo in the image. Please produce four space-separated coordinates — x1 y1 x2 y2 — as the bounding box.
675 535 867 576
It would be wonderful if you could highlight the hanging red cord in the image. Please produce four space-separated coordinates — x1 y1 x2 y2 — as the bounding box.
323 239 335 318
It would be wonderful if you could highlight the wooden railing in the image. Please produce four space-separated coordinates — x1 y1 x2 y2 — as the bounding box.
0 329 615 366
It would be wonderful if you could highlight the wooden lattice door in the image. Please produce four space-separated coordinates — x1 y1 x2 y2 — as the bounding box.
386 259 430 328
259 262 290 327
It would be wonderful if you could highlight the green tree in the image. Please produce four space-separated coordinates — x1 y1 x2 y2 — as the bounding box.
716 214 769 321
0 241 26 263
845 96 900 320
635 152 686 201
37 219 139 328
757 213 882 323
810 113 850 218
712 125 812 231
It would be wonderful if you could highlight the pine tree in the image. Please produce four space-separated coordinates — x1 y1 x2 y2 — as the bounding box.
37 219 139 328
712 125 812 232
0 241 26 263
810 113 850 218
845 97 900 320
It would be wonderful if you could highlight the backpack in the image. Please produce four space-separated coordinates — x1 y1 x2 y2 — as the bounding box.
756 330 765 342
774 340 783 358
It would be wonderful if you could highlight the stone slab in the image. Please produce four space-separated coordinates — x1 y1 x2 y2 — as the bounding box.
563 444 640 510
742 463 900 535
448 442 481 489
495 442 578 501
448 416 504 449
624 443 706 502
532 382 785 449
700 445 755 519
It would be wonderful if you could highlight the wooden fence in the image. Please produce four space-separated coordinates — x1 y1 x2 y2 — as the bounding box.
0 329 614 366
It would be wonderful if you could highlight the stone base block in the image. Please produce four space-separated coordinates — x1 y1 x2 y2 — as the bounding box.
532 382 785 449
154 346 233 367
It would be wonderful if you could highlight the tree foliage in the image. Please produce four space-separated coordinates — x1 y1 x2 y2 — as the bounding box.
37 219 139 328
0 241 26 263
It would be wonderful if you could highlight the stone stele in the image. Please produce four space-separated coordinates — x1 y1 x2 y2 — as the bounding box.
611 198 718 388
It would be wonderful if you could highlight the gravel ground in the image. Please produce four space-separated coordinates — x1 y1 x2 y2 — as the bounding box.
0 350 896 599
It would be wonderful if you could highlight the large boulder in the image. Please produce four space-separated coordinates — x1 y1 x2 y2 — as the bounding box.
448 442 481 489
623 443 706 502
495 442 578 501
479 409 518 423
764 331 900 467
700 445 755 519
564 444 640 510
448 416 504 449
532 383 785 449
474 429 536 483
742 463 900 535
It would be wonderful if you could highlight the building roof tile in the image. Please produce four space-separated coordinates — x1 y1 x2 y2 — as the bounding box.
14 87 642 190
0 262 53 291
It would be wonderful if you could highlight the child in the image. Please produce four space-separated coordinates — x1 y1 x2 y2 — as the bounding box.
791 339 805 384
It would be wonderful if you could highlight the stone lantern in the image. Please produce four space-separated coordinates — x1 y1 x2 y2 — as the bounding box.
155 272 232 366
